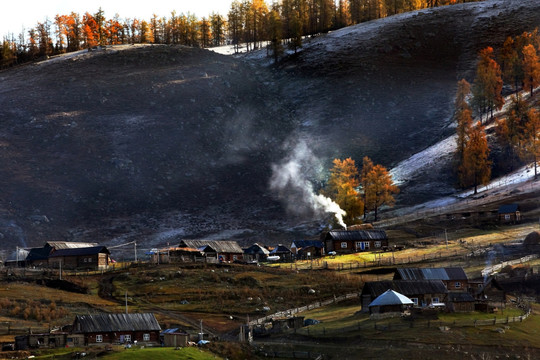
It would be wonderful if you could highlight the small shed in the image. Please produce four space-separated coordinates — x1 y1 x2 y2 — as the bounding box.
178 240 243 262
498 204 521 224
368 289 413 314
290 240 325 259
269 244 292 261
161 328 189 347
243 243 270 261
447 292 475 312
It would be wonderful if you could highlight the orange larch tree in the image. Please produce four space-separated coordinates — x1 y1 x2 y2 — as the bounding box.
521 108 540 179
472 47 504 122
364 164 399 222
459 122 491 194
522 44 540 97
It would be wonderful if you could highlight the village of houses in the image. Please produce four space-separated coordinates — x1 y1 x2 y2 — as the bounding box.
0 203 535 354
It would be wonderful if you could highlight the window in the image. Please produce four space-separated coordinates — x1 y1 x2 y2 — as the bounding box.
233 255 237 261
504 214 511 220
432 297 440 304
341 242 348 249
455 282 461 289
143 333 150 341
88 257 92 262
411 298 418 306
374 241 382 248
124 335 131 343
363 242 370 249
83 258 88 263
96 335 103 343
355 242 362 249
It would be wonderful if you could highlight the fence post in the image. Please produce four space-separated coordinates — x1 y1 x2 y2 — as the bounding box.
493 316 496 325
474 319 477 327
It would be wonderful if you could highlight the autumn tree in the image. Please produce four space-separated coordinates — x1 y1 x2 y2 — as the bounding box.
228 1 244 53
522 44 540 97
323 158 364 226
472 47 504 122
364 164 399 221
454 79 473 178
267 9 283 63
210 13 227 46
360 156 374 219
459 122 491 194
521 108 540 178
500 36 521 93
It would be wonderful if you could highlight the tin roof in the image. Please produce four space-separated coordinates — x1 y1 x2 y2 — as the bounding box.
46 242 99 250
369 289 413 307
73 313 161 333
179 240 243 254
244 243 270 255
325 229 387 241
395 267 468 281
362 280 448 298
49 246 110 258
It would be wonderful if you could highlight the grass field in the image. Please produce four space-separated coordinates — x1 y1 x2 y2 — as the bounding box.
98 347 221 360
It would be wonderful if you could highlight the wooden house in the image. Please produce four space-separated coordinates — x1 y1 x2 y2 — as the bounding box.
25 242 98 267
361 280 448 312
323 229 388 254
498 204 521 224
290 240 325 259
243 243 270 262
178 240 243 262
447 292 476 312
72 313 161 345
48 246 110 270
394 267 469 292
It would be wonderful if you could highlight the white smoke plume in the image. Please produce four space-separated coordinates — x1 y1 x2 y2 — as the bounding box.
269 140 347 229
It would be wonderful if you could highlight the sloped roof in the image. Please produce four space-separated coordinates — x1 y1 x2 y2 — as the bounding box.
244 243 270 255
325 229 387 241
26 247 54 261
395 267 468 281
269 244 292 255
73 313 161 333
498 204 519 214
49 246 110 258
178 240 243 254
362 280 448 298
369 289 413 307
291 240 324 249
46 241 99 250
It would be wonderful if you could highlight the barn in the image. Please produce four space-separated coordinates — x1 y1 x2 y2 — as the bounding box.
178 239 244 263
72 313 161 345
48 246 111 270
394 267 469 291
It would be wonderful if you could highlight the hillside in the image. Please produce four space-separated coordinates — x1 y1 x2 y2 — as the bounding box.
1 0 540 251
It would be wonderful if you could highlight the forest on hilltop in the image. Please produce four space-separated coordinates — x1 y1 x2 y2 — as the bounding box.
1 0 481 68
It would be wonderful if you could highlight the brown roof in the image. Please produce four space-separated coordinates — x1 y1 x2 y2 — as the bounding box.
178 239 243 254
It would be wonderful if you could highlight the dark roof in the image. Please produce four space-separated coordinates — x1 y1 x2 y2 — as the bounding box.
26 247 54 261
325 229 387 241
291 240 324 249
269 244 292 255
178 240 243 254
73 313 161 333
243 243 270 255
447 292 475 302
362 280 448 298
394 267 468 281
498 204 520 214
49 246 110 258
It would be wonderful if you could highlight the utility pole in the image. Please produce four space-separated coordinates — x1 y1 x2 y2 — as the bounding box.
16 246 19 267
125 291 128 314
445 229 448 250
59 261 62 281
134 242 137 262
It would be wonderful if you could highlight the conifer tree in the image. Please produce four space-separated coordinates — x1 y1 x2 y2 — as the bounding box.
521 108 540 179
364 164 399 222
267 9 284 63
323 158 364 225
460 122 491 194
472 47 504 122
522 44 540 97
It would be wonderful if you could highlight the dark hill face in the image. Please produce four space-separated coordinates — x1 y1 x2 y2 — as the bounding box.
1 0 540 250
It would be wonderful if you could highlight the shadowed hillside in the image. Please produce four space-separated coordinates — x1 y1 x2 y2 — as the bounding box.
1 0 539 250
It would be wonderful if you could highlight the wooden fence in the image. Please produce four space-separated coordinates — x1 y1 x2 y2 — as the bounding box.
288 309 532 337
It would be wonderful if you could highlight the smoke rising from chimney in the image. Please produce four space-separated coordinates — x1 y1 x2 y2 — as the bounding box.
269 140 347 229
